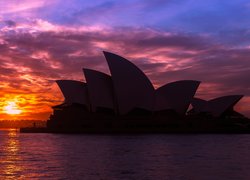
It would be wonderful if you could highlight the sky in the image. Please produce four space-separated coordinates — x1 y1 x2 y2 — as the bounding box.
0 0 249 120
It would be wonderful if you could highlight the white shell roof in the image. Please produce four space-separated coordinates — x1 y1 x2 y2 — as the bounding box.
83 68 115 112
56 80 90 108
156 80 200 114
191 95 243 117
103 51 155 114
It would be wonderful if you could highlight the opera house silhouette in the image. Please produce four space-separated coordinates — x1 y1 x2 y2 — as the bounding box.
21 52 249 133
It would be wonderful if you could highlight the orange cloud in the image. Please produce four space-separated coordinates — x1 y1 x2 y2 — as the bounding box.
0 20 249 120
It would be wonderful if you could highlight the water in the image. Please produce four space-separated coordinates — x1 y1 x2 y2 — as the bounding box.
1 129 250 180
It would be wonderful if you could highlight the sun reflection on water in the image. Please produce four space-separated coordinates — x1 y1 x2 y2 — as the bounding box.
0 129 24 179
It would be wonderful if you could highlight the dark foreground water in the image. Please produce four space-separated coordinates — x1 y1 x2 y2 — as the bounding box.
1 129 250 179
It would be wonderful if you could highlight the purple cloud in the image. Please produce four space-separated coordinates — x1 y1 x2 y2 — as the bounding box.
0 17 249 119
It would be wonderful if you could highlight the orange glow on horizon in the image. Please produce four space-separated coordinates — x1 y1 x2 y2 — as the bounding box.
0 85 64 120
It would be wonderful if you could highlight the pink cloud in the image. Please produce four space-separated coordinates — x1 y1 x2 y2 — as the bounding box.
0 20 249 119
0 1 56 14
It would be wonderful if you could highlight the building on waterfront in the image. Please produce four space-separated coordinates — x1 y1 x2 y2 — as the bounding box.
47 51 246 132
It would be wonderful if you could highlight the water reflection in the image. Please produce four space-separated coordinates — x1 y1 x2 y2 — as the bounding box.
0 131 250 179
0 129 23 179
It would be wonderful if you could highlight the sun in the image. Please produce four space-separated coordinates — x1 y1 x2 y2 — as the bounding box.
3 102 22 115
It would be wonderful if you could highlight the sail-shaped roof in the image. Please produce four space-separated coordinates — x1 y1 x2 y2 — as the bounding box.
155 80 200 114
83 68 115 112
191 98 208 112
103 51 155 114
207 95 243 117
56 80 90 108
191 95 243 117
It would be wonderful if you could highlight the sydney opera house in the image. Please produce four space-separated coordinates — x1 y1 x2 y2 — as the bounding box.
30 51 249 133
22 51 249 133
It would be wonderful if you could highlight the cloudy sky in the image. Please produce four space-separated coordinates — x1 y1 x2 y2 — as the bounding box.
0 0 249 120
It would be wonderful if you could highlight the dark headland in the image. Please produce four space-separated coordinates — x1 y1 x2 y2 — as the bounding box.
20 52 250 134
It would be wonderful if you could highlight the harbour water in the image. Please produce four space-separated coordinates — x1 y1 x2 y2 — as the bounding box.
1 129 250 179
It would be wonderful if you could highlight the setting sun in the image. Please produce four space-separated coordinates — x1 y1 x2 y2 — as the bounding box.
3 102 22 115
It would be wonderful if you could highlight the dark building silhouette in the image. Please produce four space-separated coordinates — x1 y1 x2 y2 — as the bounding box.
21 51 249 133
155 80 200 114
83 68 115 113
103 51 155 114
189 95 244 118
